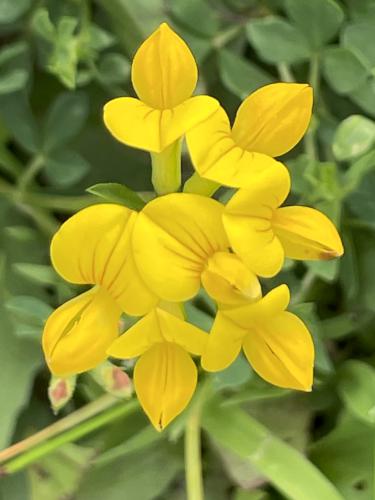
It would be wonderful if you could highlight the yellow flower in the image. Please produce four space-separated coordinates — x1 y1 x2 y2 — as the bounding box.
51 204 157 315
43 203 158 375
223 167 344 277
108 304 207 430
103 23 219 154
186 83 313 187
131 193 261 306
43 287 121 376
202 285 314 391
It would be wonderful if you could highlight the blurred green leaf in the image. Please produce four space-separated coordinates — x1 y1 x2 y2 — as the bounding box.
338 360 375 425
323 47 368 95
310 413 373 499
97 53 131 85
86 182 146 210
246 16 311 65
169 0 219 37
4 295 52 325
29 443 95 500
77 442 182 500
343 149 375 195
48 17 79 89
213 355 252 390
290 303 333 375
0 42 29 95
44 150 90 187
203 398 344 500
0 94 39 153
43 92 89 152
285 0 344 49
218 49 274 99
0 0 31 24
342 21 375 70
350 79 375 118
333 115 375 161
0 306 42 448
12 263 59 286
347 172 375 223
31 8 55 41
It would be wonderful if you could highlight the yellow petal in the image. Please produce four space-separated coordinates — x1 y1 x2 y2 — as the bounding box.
201 312 245 372
43 287 121 377
50 204 157 316
107 310 164 359
201 251 261 305
232 83 313 157
104 95 219 153
132 193 228 301
223 285 290 328
273 206 344 260
155 308 208 355
134 342 197 430
242 311 314 391
186 106 280 187
132 23 197 109
108 308 207 359
223 166 290 277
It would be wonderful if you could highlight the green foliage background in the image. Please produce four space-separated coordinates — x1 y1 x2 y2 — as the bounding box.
0 0 374 499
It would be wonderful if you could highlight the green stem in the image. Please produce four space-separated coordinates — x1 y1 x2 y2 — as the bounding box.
185 381 212 500
304 53 320 161
184 172 220 197
17 155 45 194
150 139 182 195
0 178 95 213
292 269 316 304
277 63 295 83
0 395 139 475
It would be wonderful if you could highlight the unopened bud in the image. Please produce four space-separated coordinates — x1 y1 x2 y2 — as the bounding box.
90 361 133 399
48 375 77 414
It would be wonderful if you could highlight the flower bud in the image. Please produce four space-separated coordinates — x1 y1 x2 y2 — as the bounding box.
90 361 133 399
48 375 76 414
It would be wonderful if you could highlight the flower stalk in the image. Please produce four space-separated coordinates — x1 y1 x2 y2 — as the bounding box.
150 139 182 195
0 395 139 475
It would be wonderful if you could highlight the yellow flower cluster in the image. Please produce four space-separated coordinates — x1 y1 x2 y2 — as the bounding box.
42 23 343 431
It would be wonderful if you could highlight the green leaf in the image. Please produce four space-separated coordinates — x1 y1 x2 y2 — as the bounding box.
349 79 375 118
213 355 252 390
343 22 375 70
0 93 39 153
44 149 90 187
31 7 55 41
29 443 95 500
169 0 219 37
322 47 368 95
12 263 59 286
218 49 274 99
203 398 344 500
4 295 52 325
333 115 375 161
43 92 89 152
290 303 333 375
0 306 42 448
86 183 146 210
97 53 131 85
48 16 79 89
343 149 375 195
285 0 344 49
77 442 182 500
0 42 29 95
338 360 375 425
0 0 31 24
310 413 373 499
246 16 311 65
